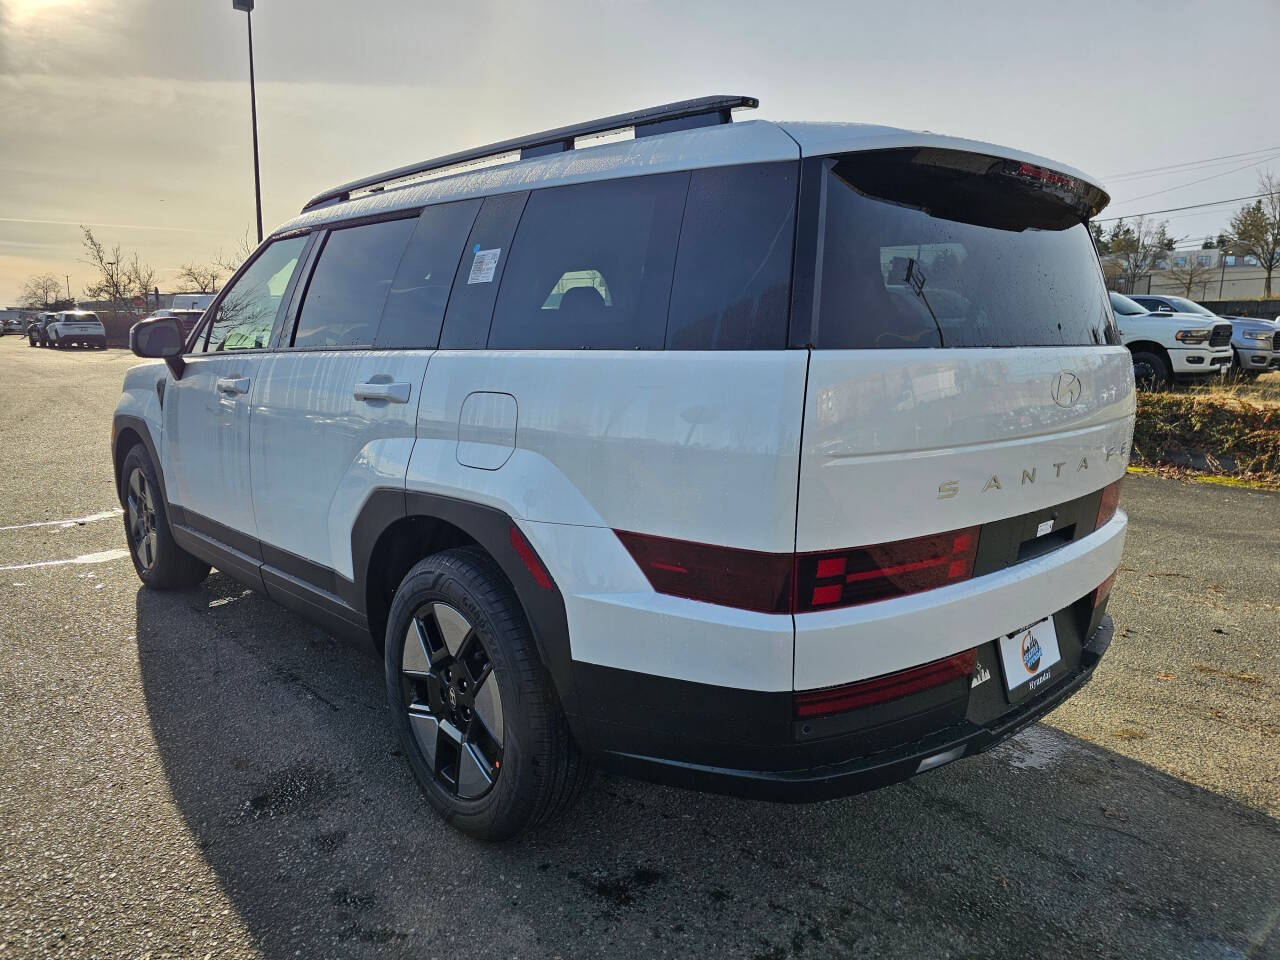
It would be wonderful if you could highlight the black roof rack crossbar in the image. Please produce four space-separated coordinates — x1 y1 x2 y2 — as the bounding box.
301 94 758 213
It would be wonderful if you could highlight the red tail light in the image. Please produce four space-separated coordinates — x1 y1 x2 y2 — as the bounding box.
616 525 980 614
613 530 793 614
1095 480 1122 530
1093 570 1116 609
794 527 979 612
794 649 978 719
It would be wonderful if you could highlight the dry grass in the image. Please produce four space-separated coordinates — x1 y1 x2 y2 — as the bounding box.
1133 385 1280 485
1184 370 1280 405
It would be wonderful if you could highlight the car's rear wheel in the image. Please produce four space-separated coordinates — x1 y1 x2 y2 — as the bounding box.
120 445 210 590
1131 350 1169 391
385 547 589 840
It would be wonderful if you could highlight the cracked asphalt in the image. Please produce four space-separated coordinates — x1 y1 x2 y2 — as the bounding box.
0 337 1277 959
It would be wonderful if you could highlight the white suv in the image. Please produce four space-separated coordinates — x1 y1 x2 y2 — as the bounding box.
1108 291 1232 388
48 310 108 349
113 96 1132 839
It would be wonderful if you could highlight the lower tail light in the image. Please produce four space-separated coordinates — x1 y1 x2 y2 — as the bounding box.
794 649 978 719
1095 479 1122 530
1093 570 1117 609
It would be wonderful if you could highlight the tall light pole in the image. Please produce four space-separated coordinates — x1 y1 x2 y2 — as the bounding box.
233 0 263 244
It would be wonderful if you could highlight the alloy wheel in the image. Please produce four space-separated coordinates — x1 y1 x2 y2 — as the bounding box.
125 467 158 571
401 602 504 800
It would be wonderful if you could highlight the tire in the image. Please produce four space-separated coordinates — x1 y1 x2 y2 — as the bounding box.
1131 350 1169 391
120 445 211 590
385 547 589 840
28 334 36 347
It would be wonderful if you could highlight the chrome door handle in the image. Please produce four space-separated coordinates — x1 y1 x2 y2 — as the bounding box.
354 381 412 404
216 376 250 395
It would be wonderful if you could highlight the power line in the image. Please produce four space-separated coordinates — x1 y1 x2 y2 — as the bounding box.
1102 146 1280 182
1093 191 1269 223
1109 152 1280 205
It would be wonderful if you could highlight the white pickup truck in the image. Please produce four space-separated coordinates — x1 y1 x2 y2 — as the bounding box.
1108 292 1232 389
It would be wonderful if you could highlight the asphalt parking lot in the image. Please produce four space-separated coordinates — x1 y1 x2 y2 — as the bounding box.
0 336 1277 960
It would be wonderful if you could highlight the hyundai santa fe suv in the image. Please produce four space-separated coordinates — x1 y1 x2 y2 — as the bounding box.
113 96 1133 839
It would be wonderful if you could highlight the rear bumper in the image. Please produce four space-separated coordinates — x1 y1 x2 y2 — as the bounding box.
591 615 1113 802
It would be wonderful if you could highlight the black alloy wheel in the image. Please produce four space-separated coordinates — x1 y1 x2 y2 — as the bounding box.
400 601 505 800
125 465 158 572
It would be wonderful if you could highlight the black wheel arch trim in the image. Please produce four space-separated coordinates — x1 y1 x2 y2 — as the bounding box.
112 414 168 510
353 488 580 722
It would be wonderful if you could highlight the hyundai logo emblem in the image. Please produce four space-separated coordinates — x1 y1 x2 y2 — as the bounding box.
1051 371 1082 408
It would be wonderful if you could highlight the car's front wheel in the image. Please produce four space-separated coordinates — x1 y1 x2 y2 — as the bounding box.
120 445 211 590
385 547 589 840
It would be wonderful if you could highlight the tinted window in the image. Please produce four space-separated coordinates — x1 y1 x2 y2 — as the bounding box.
811 152 1112 349
439 192 529 349
1108 292 1148 316
666 163 796 350
488 173 687 350
291 217 416 349
199 235 307 352
375 199 481 349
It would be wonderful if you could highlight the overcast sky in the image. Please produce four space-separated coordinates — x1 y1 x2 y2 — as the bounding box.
1 0 1278 305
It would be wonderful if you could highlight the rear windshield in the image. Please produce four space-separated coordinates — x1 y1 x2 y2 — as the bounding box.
810 150 1113 349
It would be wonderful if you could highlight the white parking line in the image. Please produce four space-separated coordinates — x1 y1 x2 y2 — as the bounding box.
0 508 123 532
0 548 130 572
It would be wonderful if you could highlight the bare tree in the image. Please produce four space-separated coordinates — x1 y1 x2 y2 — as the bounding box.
80 226 158 322
1166 253 1217 298
19 272 64 310
175 262 221 293
1110 216 1173 294
1228 171 1280 298
214 228 258 275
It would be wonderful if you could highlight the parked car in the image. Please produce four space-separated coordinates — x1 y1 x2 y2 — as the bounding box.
1128 294 1279 378
1108 292 1232 388
137 309 206 341
47 310 107 349
115 95 1131 839
1 316 25 335
28 312 57 347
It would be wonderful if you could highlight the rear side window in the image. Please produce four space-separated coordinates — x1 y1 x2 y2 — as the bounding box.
199 235 307 352
439 192 529 349
808 150 1112 349
292 217 416 349
487 173 688 350
375 199 481 349
666 163 796 350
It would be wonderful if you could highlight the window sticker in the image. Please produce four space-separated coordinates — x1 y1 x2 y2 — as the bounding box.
467 246 501 284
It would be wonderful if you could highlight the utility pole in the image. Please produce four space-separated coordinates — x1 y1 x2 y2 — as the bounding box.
233 0 264 244
65 275 71 303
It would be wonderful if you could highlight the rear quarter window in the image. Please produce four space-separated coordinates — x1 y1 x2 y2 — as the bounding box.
665 162 796 350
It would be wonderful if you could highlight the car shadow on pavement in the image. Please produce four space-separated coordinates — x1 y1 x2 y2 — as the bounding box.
135 575 1280 960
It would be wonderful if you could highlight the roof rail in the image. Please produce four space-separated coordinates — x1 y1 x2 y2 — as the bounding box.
300 94 758 213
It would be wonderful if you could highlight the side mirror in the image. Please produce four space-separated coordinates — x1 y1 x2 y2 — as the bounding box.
131 316 185 377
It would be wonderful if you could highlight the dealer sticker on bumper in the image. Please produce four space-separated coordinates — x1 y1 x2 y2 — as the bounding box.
997 617 1062 703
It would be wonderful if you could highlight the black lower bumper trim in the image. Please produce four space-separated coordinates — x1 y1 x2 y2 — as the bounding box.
594 616 1114 803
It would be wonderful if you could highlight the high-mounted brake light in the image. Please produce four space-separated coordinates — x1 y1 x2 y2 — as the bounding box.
1003 160 1077 191
794 649 978 719
615 525 980 615
1095 480 1122 531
